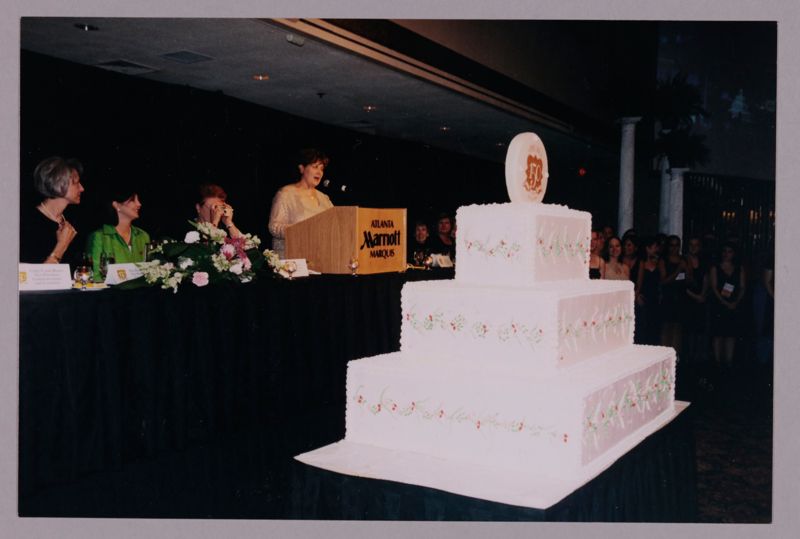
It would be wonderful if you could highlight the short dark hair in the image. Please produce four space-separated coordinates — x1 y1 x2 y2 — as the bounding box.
33 156 83 199
296 148 330 168
105 186 140 223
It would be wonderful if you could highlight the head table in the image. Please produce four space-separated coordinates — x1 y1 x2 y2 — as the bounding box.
18 268 695 521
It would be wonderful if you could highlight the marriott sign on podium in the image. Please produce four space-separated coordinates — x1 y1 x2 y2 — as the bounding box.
285 206 407 275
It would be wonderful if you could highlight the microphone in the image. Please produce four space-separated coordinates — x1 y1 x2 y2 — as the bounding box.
322 179 348 192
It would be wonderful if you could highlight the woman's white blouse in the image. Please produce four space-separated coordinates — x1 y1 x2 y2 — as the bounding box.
268 184 333 256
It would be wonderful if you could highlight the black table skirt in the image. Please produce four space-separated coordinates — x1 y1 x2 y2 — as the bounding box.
18 267 697 522
18 270 452 499
289 407 697 522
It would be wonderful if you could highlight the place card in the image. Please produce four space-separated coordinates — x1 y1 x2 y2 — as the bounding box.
431 254 454 268
104 263 143 285
18 263 73 291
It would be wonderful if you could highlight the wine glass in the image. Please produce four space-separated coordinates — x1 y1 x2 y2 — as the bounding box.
348 256 359 276
284 260 298 280
413 250 425 266
423 255 434 270
73 264 93 290
99 252 115 282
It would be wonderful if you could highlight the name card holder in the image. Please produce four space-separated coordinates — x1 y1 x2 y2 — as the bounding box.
104 263 143 285
18 263 73 291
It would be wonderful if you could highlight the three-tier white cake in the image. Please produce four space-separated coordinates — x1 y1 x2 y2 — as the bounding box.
296 133 681 509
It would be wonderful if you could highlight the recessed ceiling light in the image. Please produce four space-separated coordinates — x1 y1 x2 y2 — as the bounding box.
74 23 99 32
440 126 451 132
363 105 378 112
495 141 505 147
252 74 270 81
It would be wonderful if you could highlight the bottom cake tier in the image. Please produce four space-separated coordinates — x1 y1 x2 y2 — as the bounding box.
343 344 675 480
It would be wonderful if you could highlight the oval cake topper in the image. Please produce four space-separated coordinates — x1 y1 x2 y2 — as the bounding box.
505 132 549 203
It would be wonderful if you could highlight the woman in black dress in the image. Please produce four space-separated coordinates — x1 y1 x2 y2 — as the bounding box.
635 237 661 345
659 235 690 355
684 236 710 363
709 242 746 370
19 156 85 264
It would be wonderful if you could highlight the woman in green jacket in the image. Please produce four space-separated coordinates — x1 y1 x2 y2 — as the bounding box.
86 186 150 280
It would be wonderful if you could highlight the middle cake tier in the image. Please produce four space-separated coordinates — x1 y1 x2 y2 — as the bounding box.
401 279 634 371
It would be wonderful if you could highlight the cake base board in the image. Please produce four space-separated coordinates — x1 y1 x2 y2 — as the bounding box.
295 401 689 510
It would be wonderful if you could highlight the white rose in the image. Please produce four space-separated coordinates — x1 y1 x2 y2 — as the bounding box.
229 262 243 275
184 231 200 244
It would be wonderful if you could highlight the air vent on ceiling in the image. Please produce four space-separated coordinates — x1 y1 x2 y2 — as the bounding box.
160 50 214 64
94 59 158 76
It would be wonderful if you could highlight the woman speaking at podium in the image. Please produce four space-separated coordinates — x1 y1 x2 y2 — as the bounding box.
268 148 333 257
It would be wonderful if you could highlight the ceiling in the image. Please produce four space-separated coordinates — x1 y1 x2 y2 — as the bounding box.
20 17 608 165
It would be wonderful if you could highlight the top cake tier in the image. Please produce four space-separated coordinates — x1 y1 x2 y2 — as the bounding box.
455 202 591 285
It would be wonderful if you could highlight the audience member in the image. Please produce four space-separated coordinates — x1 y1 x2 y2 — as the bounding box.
635 236 662 345
603 236 629 280
589 229 606 279
684 236 710 364
408 219 432 265
622 235 639 278
659 235 690 355
752 248 774 365
429 212 456 260
709 242 746 371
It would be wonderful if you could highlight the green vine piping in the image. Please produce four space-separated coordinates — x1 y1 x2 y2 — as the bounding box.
405 310 544 348
583 367 674 438
560 311 634 340
536 235 590 264
353 385 562 440
464 238 522 259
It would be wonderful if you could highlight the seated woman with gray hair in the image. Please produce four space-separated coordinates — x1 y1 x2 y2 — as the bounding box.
20 156 85 264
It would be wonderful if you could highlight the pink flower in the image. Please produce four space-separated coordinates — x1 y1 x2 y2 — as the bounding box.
242 255 252 270
191 272 209 287
221 244 236 260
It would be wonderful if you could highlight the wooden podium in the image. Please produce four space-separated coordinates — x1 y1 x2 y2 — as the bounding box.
285 206 407 275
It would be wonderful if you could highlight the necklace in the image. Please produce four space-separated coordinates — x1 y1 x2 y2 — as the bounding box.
38 202 65 225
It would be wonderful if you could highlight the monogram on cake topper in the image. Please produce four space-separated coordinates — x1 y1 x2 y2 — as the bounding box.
504 132 549 203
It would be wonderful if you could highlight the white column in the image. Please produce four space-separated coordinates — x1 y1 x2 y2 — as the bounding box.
617 117 640 235
659 156 671 233
668 167 690 239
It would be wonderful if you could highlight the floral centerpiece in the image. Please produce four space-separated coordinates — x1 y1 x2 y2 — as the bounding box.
121 221 286 292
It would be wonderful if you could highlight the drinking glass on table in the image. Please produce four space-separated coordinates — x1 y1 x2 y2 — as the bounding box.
99 252 115 282
73 254 93 290
284 260 298 280
348 256 359 276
